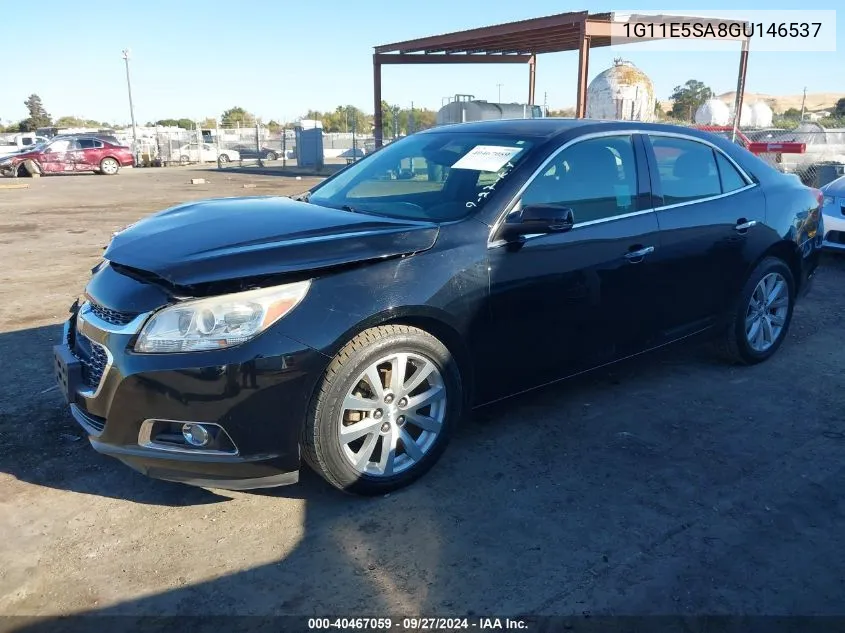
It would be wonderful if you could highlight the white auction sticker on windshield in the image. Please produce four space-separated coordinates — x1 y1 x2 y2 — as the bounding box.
451 145 523 172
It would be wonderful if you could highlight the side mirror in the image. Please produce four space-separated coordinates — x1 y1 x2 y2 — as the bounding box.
499 203 575 241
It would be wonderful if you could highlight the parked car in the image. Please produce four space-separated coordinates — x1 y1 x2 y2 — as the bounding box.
53 119 823 496
0 133 50 159
175 142 239 164
0 136 134 176
230 144 280 161
53 132 123 147
820 174 845 251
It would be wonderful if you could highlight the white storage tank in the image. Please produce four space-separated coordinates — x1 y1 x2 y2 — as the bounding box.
694 98 731 126
749 102 774 128
585 59 655 122
729 103 753 127
436 96 543 126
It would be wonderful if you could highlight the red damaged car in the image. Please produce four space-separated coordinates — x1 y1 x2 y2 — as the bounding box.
0 135 135 176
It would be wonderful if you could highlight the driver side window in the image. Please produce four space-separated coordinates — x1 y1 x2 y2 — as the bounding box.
521 135 638 224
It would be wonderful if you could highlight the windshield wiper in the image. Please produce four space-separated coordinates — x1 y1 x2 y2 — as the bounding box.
340 205 361 214
289 191 311 202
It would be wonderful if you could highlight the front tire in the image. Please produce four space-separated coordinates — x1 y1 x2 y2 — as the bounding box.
218 153 230 163
302 325 463 495
99 157 120 176
265 151 277 161
716 256 795 365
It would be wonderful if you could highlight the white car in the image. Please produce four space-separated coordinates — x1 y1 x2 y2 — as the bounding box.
175 143 240 164
0 135 49 160
820 174 845 251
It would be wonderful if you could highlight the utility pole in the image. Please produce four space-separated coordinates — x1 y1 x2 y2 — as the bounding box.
543 91 548 117
800 86 807 121
497 83 503 103
121 48 139 164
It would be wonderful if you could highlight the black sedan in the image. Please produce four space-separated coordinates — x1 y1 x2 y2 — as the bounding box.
53 119 824 496
230 144 280 160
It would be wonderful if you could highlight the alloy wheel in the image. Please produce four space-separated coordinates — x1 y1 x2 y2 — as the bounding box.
338 352 446 477
745 272 790 352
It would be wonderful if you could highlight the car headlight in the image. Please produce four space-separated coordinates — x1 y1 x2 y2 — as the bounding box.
822 195 834 208
134 280 311 353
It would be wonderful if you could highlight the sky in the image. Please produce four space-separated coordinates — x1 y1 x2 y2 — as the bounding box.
0 0 842 126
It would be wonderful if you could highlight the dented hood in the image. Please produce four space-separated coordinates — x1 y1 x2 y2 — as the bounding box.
104 196 439 286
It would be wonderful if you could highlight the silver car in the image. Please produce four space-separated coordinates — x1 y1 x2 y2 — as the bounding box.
821 175 845 251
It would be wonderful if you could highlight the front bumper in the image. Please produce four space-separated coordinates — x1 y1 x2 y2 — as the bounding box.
53 301 329 490
822 201 845 251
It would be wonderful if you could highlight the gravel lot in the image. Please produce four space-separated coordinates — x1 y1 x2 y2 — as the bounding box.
1 167 844 623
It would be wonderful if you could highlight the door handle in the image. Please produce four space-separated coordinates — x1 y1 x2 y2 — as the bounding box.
625 245 655 263
735 219 758 232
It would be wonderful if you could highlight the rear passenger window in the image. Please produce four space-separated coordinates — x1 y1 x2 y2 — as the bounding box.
650 137 721 205
77 139 96 149
715 152 748 192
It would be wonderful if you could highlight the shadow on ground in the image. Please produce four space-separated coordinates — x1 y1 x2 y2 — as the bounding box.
2 257 845 627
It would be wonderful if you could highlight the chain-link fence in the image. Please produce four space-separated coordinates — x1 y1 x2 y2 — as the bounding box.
121 119 845 188
676 122 845 189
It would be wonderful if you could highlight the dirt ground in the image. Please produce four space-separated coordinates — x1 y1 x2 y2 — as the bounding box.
1 167 844 623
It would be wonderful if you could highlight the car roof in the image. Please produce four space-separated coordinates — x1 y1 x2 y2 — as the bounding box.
420 117 746 143
52 134 117 142
421 118 595 139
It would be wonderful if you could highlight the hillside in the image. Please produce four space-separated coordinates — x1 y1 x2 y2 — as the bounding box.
658 91 844 115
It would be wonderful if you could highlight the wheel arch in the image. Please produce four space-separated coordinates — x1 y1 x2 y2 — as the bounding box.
311 306 476 411
751 239 804 295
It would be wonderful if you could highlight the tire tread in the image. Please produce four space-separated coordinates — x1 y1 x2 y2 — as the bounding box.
301 324 437 493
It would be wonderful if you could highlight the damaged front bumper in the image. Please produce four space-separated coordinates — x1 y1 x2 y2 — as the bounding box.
53 299 329 491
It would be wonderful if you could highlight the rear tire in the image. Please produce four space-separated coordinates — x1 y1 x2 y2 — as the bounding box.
99 157 120 176
715 256 795 365
302 325 463 496
218 153 230 163
265 151 277 161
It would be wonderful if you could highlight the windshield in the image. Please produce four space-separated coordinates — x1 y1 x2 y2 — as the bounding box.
309 132 535 222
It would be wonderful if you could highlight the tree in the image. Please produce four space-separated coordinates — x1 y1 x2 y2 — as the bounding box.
781 108 802 119
654 102 664 119
150 118 196 129
547 108 576 118
834 97 845 118
669 80 713 121
19 94 52 131
54 116 115 128
220 106 254 127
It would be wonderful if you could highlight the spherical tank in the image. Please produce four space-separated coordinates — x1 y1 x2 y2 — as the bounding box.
749 102 774 128
729 103 753 127
694 98 731 126
585 59 656 122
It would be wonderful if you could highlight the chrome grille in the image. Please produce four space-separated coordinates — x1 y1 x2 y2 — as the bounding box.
89 301 137 326
68 327 109 390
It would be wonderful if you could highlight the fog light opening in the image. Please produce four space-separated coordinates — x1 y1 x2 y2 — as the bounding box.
182 423 212 447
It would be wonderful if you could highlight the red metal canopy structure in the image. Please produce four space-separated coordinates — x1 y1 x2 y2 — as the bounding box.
373 11 750 148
